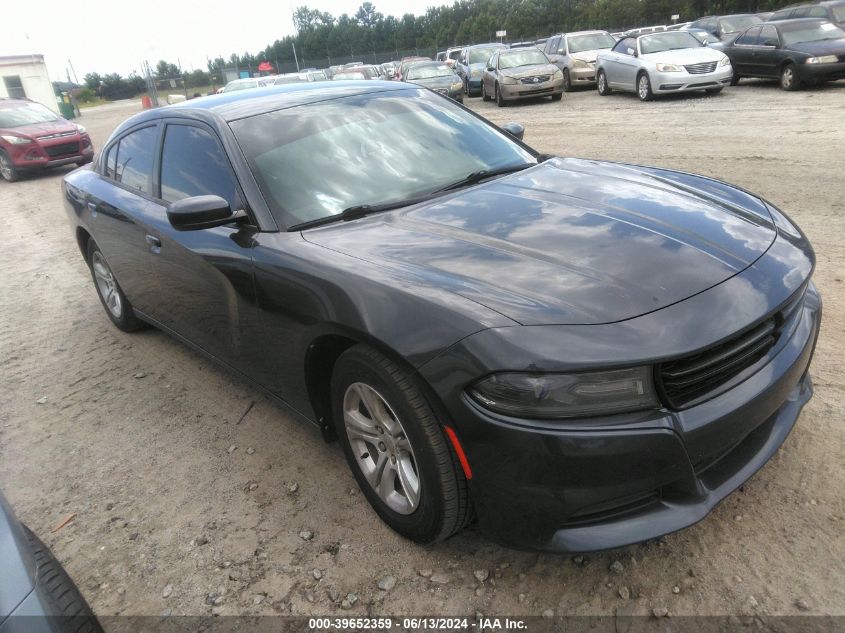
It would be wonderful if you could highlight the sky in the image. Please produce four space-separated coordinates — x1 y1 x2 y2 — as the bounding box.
4 0 442 82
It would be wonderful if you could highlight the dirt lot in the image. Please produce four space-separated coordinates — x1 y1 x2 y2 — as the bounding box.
1 81 844 622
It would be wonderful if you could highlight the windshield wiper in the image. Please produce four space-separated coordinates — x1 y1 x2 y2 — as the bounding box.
289 194 438 231
433 162 535 193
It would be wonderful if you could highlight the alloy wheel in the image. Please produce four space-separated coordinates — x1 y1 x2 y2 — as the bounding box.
343 382 421 515
0 153 13 181
598 72 607 94
638 75 650 100
781 66 795 90
92 251 123 318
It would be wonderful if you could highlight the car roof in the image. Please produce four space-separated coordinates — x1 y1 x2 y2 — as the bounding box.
466 42 506 48
118 82 411 130
769 16 832 26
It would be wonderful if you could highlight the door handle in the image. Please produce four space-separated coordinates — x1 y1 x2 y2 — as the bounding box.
87 201 98 216
145 234 162 253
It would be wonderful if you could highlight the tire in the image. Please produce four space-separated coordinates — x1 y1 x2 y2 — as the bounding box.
597 70 611 96
86 239 145 332
637 72 654 101
0 150 21 182
730 73 741 86
495 83 506 107
705 87 724 95
781 63 800 91
23 525 105 632
481 81 491 102
562 68 572 92
550 92 562 101
332 344 471 544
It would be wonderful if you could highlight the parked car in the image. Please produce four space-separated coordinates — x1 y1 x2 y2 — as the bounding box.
0 491 104 632
0 98 93 182
724 18 845 89
381 62 397 78
688 14 763 40
624 25 668 36
686 27 728 50
332 70 369 80
767 1 845 28
396 56 431 81
544 30 617 91
62 81 820 552
596 30 733 100
274 73 304 85
456 43 508 96
445 46 465 67
481 47 564 105
221 78 262 92
404 62 464 101
343 61 364 69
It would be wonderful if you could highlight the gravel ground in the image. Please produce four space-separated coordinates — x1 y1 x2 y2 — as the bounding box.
1 81 843 621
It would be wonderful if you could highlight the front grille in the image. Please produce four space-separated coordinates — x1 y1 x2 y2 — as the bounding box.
45 142 79 158
37 130 76 141
520 75 550 84
684 61 718 74
657 289 806 409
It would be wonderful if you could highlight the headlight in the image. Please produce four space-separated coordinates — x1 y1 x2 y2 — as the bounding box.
471 68 481 78
76 124 87 135
500 75 518 85
451 82 463 91
553 68 563 77
572 59 589 69
1 134 33 144
718 56 731 67
468 367 659 419
656 63 683 72
806 55 838 64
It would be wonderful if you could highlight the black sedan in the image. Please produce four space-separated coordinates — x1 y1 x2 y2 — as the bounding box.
724 18 845 89
63 82 820 552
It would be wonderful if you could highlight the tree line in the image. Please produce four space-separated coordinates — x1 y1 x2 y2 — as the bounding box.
84 0 801 96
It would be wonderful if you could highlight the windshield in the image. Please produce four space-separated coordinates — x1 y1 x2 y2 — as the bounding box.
448 49 462 60
307 71 327 81
688 30 720 44
498 49 549 68
230 89 535 228
469 47 502 64
781 21 845 44
568 33 617 53
0 102 60 128
333 72 366 80
407 64 455 79
720 15 762 33
640 31 701 53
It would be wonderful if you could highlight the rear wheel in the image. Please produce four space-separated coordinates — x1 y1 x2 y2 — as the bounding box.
597 70 611 96
780 63 800 91
332 344 471 543
86 239 144 332
481 81 491 101
562 69 572 92
0 150 21 182
637 72 654 101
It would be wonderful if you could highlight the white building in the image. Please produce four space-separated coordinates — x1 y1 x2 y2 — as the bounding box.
0 54 58 113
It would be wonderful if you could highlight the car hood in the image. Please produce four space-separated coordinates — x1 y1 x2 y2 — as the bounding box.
501 64 558 78
1 118 76 139
641 47 726 64
411 76 458 89
303 158 777 326
787 37 845 56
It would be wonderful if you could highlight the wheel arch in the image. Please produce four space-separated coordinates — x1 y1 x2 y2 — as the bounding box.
76 226 93 263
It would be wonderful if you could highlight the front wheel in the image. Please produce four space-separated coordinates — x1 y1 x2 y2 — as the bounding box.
705 87 724 95
562 69 572 92
550 92 562 101
0 151 21 182
780 63 800 91
481 81 491 102
86 239 145 332
495 83 506 107
637 73 654 101
730 73 741 86
597 70 611 96
332 345 471 543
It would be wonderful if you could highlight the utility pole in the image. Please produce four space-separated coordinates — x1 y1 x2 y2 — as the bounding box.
292 43 300 71
67 59 79 84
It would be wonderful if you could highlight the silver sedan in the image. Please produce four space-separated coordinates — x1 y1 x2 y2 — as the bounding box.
596 31 733 101
481 48 564 106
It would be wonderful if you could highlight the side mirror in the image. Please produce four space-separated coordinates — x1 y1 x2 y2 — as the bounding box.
501 122 525 141
167 195 242 231
487 65 495 71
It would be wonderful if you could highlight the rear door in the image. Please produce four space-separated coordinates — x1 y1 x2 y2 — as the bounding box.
728 26 762 75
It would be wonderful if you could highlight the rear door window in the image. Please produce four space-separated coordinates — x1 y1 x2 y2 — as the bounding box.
114 126 157 195
736 26 762 45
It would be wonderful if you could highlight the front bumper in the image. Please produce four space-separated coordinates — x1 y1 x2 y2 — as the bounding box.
799 60 845 82
653 65 733 93
569 64 597 85
499 77 564 100
447 286 820 552
6 135 94 171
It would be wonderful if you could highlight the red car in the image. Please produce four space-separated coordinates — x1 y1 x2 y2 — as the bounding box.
0 98 94 182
